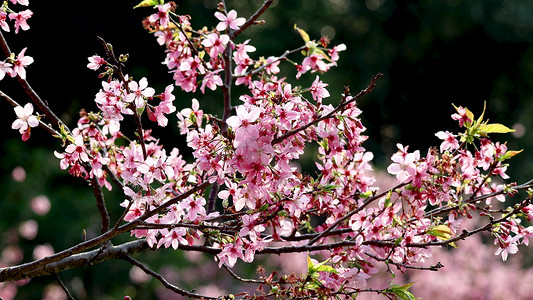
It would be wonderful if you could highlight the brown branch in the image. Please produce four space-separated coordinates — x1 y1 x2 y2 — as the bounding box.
89 175 110 234
0 239 150 282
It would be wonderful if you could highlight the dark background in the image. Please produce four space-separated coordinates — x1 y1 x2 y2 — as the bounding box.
1 0 533 298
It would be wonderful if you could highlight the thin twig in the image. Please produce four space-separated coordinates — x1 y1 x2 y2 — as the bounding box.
122 255 218 299
97 37 147 160
241 45 308 78
0 89 59 136
229 0 274 40
54 274 76 300
222 264 264 283
365 252 443 272
307 182 405 246
0 31 66 131
272 73 383 145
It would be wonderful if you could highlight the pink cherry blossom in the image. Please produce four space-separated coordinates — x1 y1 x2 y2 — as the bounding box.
10 0 29 5
201 33 230 58
387 144 420 183
310 75 330 102
157 227 188 250
126 77 155 107
214 9 245 31
87 55 106 71
0 11 10 32
301 53 328 74
435 130 459 152
200 71 223 93
9 9 32 33
178 196 207 221
451 106 472 127
65 134 90 163
11 47 33 79
0 61 13 80
11 103 39 136
217 238 244 268
226 104 261 130
148 3 172 27
495 235 520 261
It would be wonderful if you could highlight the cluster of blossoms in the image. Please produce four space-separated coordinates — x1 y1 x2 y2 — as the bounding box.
7 0 533 299
3 1 36 140
0 0 33 80
141 2 345 93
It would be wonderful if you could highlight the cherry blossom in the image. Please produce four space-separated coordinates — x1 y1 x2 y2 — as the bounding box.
435 130 460 152
87 55 106 71
0 11 10 32
10 0 29 5
495 235 520 261
309 75 330 102
148 3 172 27
0 61 13 80
217 238 244 268
126 77 155 107
214 9 245 31
451 105 472 127
11 103 38 139
11 47 33 79
201 33 230 58
6 2 533 299
8 9 32 33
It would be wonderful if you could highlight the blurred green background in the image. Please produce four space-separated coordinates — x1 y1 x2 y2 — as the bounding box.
2 0 533 298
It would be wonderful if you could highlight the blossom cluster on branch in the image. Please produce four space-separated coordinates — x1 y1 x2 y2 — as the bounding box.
1 0 533 299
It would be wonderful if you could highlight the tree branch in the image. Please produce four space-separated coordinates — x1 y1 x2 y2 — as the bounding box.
89 175 110 234
54 273 76 300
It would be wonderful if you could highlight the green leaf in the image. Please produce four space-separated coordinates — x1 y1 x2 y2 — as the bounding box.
322 184 339 192
386 282 417 300
428 224 456 247
133 0 163 9
479 123 515 134
307 256 338 274
294 24 310 43
499 149 523 161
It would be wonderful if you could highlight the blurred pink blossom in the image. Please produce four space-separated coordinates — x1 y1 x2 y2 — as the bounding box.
11 166 26 182
18 219 37 240
129 266 151 284
42 284 66 300
32 244 54 260
30 195 51 215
